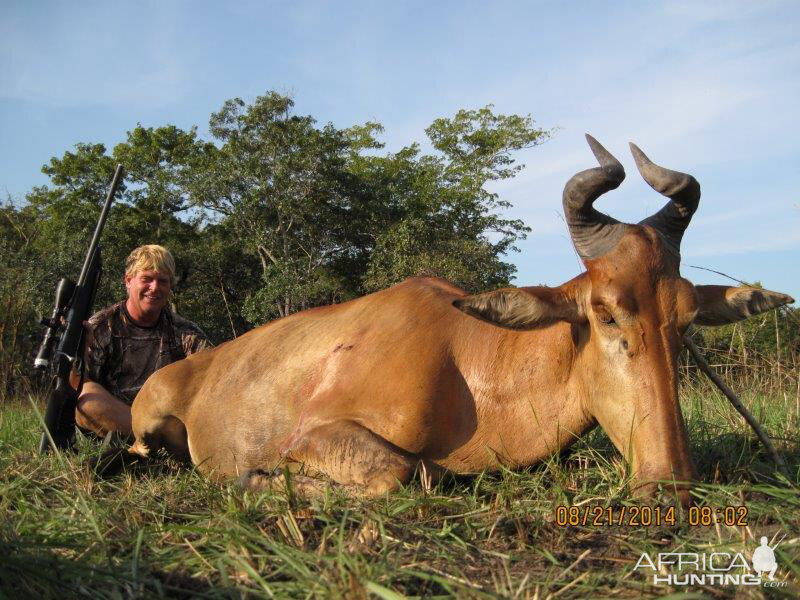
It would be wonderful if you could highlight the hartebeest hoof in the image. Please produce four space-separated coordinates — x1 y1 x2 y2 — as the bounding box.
632 480 694 508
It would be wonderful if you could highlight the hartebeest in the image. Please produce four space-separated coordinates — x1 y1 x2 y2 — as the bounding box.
128 135 793 502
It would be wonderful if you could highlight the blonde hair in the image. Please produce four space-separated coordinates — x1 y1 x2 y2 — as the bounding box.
125 245 176 286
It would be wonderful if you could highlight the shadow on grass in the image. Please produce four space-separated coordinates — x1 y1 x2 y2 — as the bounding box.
0 538 220 599
692 430 800 487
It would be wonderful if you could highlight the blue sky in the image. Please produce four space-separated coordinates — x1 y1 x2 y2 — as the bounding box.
2 0 798 301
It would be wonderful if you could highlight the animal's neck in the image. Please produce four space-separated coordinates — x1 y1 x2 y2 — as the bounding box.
453 322 596 469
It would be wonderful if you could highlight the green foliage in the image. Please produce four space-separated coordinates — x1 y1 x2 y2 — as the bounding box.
191 93 369 320
354 106 551 293
0 201 46 399
363 216 517 292
697 306 800 359
1 91 549 393
177 219 261 341
356 141 532 292
426 105 551 186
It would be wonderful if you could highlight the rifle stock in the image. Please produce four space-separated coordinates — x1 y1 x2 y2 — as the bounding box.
38 378 80 452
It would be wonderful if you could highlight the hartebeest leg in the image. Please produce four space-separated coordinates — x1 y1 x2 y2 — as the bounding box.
244 420 419 496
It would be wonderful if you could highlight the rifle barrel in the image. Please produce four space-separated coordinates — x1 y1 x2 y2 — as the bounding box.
77 164 124 287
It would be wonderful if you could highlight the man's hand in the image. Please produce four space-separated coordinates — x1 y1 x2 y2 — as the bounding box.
76 381 133 437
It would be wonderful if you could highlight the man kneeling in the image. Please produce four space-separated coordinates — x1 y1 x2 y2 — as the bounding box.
77 244 209 439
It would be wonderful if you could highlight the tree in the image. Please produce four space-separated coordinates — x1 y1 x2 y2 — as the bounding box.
187 92 382 322
112 124 208 242
360 106 551 292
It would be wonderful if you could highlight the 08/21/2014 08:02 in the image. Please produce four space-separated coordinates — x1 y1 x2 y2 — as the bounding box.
554 505 749 527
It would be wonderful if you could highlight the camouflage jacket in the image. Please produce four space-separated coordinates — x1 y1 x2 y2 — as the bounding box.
85 302 210 405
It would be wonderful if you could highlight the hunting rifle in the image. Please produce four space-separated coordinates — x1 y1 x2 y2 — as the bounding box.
35 164 124 453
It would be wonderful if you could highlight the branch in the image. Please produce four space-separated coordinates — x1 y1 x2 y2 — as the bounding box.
682 335 790 480
257 245 279 267
296 239 313 260
218 275 238 338
2 210 30 245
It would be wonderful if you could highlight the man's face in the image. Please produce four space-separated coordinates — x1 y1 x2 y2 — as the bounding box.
125 269 171 318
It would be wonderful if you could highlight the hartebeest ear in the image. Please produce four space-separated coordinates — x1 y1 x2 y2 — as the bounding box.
694 285 794 326
453 286 584 330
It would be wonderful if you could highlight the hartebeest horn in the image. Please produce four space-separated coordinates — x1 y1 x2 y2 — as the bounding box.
630 143 700 255
563 134 629 261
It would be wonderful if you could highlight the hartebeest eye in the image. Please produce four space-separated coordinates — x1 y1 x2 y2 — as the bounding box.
594 305 617 327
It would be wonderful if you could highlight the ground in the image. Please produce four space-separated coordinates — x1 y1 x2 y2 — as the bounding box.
0 377 798 599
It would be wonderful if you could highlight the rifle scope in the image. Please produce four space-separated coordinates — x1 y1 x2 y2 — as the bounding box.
34 278 76 370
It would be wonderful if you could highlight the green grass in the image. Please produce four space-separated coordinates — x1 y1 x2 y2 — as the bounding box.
1 379 799 599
